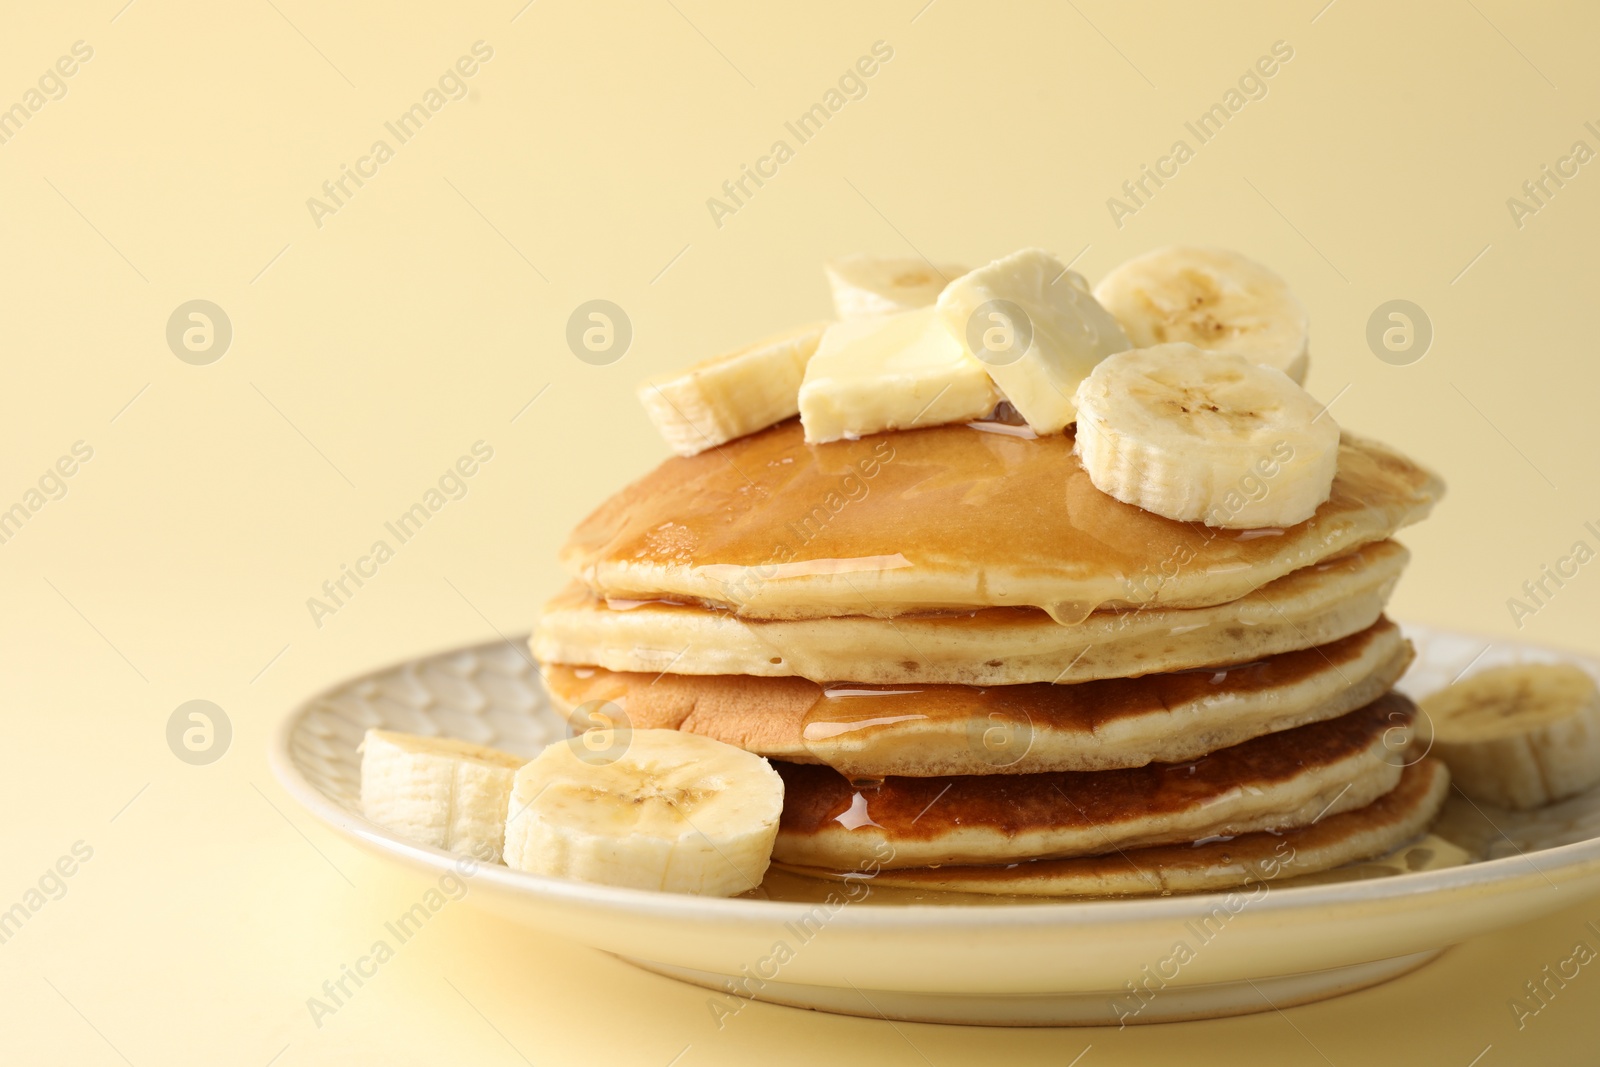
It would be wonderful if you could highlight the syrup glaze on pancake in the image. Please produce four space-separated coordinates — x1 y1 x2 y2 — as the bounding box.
770 758 1451 899
562 419 1442 620
533 540 1406 685
541 618 1411 776
772 693 1415 868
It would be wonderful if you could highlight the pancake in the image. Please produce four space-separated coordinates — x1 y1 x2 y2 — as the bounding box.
532 540 1406 685
542 619 1412 777
773 758 1450 898
562 419 1441 620
770 693 1415 869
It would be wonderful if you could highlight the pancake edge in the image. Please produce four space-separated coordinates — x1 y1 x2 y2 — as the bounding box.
773 758 1451 897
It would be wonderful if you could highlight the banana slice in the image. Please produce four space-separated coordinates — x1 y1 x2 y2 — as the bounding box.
937 248 1131 434
1073 343 1338 528
502 728 784 896
1093 246 1310 384
637 321 829 457
798 306 999 444
359 729 525 863
825 254 967 320
1420 663 1600 810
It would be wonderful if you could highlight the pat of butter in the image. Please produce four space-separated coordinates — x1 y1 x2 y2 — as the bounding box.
798 307 999 444
936 248 1130 435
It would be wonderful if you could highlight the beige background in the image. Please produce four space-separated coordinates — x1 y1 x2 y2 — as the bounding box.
1 0 1597 1062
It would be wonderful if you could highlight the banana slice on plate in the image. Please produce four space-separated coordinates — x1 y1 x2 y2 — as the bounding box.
503 728 784 896
936 248 1131 435
359 729 526 863
825 254 967 320
1093 246 1310 384
1420 663 1600 810
637 321 829 457
1073 343 1338 528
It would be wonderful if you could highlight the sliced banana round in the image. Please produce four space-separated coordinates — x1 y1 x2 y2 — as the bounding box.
825 253 967 320
1093 246 1310 384
359 729 526 863
1072 343 1339 528
503 728 784 896
1420 663 1600 810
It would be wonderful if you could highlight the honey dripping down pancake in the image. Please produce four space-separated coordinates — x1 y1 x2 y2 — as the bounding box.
560 419 1442 621
770 759 1452 898
533 539 1407 685
542 618 1411 777
768 693 1418 870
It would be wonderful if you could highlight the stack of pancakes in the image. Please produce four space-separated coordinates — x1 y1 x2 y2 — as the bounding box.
533 419 1450 896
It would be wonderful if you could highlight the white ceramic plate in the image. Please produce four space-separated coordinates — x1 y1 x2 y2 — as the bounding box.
270 623 1600 1026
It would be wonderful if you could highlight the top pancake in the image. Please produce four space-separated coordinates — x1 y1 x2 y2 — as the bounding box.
563 419 1442 620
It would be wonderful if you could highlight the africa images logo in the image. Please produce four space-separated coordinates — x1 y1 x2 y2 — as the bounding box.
1105 40 1294 228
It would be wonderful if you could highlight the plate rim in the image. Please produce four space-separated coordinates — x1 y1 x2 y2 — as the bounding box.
268 622 1600 930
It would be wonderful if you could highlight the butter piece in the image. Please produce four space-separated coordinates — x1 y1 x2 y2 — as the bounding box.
798 307 999 444
936 248 1129 435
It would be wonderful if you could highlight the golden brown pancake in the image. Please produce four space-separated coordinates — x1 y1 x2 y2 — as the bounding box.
533 540 1406 685
770 694 1416 869
543 619 1411 777
773 759 1450 897
562 419 1441 620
